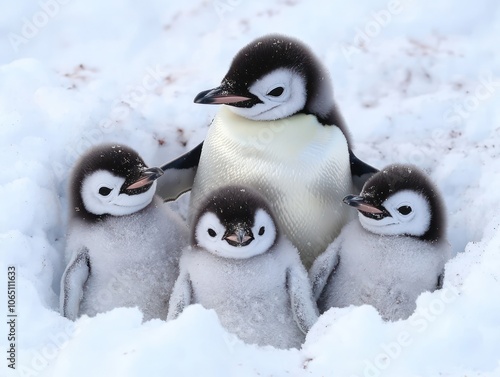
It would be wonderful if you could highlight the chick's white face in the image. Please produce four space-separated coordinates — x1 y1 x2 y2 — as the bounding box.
359 190 431 237
229 68 306 121
81 170 156 216
194 209 277 259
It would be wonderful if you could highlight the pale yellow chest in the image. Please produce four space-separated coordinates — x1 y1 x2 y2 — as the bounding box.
191 106 353 268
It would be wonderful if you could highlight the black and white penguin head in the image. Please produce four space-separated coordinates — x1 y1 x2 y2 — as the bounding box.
343 164 446 242
192 186 278 259
194 34 337 123
70 144 160 221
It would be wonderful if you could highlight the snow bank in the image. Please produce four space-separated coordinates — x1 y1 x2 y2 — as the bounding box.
1 0 500 376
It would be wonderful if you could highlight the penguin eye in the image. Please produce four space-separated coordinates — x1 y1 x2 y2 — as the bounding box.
267 86 284 97
207 228 217 238
258 226 265 236
98 187 112 196
397 205 412 215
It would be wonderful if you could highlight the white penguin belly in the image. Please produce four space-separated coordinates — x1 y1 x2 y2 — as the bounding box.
69 198 188 320
320 221 448 320
181 245 305 349
191 106 353 268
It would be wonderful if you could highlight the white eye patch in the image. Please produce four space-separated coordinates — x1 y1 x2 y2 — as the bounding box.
229 68 306 121
81 170 156 216
359 190 431 237
194 209 277 259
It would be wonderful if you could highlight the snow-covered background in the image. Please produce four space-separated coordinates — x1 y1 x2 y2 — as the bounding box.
1 0 500 376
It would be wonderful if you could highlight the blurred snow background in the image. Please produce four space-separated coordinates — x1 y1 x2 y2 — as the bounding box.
1 0 499 376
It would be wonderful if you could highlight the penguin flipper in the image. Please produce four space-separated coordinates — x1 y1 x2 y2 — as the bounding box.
309 239 341 301
60 247 90 320
167 271 192 321
286 265 319 334
155 142 203 202
437 271 445 290
349 149 378 193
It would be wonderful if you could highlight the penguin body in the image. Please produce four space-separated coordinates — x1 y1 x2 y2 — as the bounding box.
190 106 352 268
60 144 188 321
131 34 377 268
309 164 452 321
167 186 318 349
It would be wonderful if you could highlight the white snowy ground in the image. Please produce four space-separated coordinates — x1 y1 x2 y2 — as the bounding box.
1 0 500 376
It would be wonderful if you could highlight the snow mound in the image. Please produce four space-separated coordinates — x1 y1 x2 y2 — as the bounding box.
2 0 500 376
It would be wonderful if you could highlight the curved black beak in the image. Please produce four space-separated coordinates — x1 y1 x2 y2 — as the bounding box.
194 87 252 105
126 167 164 190
223 226 254 247
343 195 385 215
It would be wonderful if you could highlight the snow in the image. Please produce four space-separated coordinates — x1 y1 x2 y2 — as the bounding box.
1 0 500 376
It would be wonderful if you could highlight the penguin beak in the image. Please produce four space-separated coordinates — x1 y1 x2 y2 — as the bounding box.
126 167 164 190
223 226 254 247
343 195 385 214
194 87 252 105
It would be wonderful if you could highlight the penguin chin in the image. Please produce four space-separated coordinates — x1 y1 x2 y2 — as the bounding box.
85 182 156 217
205 241 269 259
357 211 428 238
107 193 154 216
358 215 400 236
229 103 286 121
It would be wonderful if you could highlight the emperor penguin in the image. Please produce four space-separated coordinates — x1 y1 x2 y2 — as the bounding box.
309 164 452 321
60 144 188 322
128 34 378 269
167 186 319 349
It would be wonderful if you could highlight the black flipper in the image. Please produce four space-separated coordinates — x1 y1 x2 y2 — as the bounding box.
159 141 203 171
349 149 378 193
437 272 445 290
155 142 204 201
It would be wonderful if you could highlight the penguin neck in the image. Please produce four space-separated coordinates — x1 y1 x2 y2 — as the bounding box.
213 105 345 159
71 197 156 224
72 207 109 224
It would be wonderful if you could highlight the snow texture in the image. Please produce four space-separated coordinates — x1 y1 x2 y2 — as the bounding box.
1 0 500 376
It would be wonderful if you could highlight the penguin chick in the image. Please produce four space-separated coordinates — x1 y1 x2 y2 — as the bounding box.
309 164 452 321
167 186 318 349
60 144 188 321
